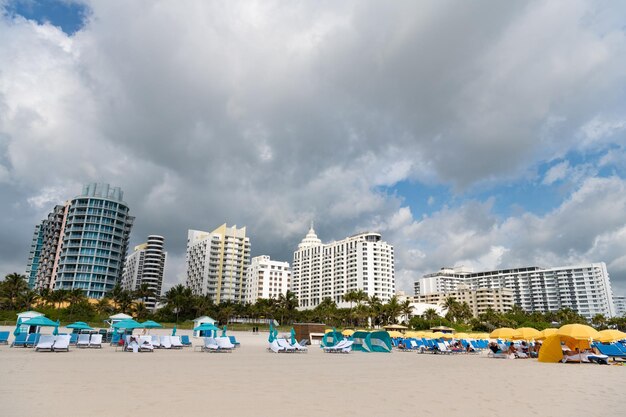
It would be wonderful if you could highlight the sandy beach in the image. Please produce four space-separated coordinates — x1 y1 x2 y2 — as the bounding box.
0 326 624 417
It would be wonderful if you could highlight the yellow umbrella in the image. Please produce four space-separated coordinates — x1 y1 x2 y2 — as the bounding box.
595 329 626 343
429 332 445 339
388 330 403 338
441 333 455 339
454 332 470 340
325 328 332 333
404 331 420 338
489 327 516 340
342 329 355 337
536 328 557 340
557 324 600 341
512 327 541 341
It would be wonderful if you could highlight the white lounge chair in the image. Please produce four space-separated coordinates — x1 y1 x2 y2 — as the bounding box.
160 335 172 349
268 339 286 353
138 336 154 352
151 335 161 348
53 335 71 352
292 340 308 352
170 336 184 349
89 334 103 348
437 342 454 354
201 337 220 352
216 337 235 351
35 335 56 352
76 333 90 348
324 340 353 353
276 338 296 352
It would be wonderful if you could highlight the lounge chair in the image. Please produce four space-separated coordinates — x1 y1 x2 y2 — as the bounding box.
138 336 154 352
276 338 296 352
268 339 286 353
77 333 90 348
69 333 79 345
170 336 184 349
110 333 121 346
324 340 353 353
53 335 71 352
151 335 161 348
437 342 454 354
11 333 28 347
35 335 56 352
201 337 220 352
594 343 626 360
89 334 103 348
216 337 235 351
0 331 9 344
228 336 240 347
181 335 192 347
25 333 40 348
160 335 172 349
292 340 308 352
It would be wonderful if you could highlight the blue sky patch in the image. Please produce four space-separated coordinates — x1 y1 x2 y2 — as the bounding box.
4 0 87 35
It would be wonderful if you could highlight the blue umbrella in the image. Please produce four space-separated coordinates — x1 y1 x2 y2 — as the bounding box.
21 316 59 327
142 320 162 329
222 325 227 337
14 317 22 336
52 320 59 336
66 321 94 330
268 323 275 343
171 325 177 336
290 328 296 345
111 319 144 330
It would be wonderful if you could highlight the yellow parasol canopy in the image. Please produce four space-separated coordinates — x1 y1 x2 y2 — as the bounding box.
595 329 626 343
325 328 332 333
556 324 600 340
454 332 470 340
536 328 558 340
342 329 355 336
429 332 445 339
441 333 455 339
489 327 516 339
388 330 403 338
512 327 541 341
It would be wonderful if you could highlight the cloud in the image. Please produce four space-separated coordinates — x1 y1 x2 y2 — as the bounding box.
543 161 570 185
0 1 625 298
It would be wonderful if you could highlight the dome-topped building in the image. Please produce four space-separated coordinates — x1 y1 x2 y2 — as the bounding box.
297 223 322 249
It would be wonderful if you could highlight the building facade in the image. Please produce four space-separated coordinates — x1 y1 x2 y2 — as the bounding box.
414 263 615 319
26 183 134 299
292 226 395 309
26 224 43 288
121 235 167 310
414 287 515 317
186 224 251 303
613 295 626 317
244 256 291 304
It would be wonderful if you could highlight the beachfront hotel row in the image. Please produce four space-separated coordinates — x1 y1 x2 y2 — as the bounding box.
24 183 621 318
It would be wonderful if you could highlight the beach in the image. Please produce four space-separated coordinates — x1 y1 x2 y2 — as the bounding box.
0 327 624 417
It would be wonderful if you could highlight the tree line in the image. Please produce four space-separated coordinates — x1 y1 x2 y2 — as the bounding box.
1 273 625 331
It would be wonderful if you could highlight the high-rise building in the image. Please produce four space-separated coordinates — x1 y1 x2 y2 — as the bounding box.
121 235 166 310
244 256 291 303
414 263 615 319
185 224 251 303
292 225 395 309
26 224 43 288
413 286 515 317
613 295 626 317
26 183 134 299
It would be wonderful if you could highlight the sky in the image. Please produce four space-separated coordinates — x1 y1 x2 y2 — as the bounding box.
1 0 626 296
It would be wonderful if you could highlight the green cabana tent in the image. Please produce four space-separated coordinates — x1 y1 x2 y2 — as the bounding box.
349 330 392 352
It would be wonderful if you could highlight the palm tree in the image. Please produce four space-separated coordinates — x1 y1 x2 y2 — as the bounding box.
400 299 413 324
443 296 461 322
384 296 402 325
422 308 440 322
17 290 39 311
0 273 29 309
67 288 88 321
278 291 299 325
367 295 383 327
37 288 54 309
163 284 193 323
95 297 113 316
133 283 156 303
133 302 150 320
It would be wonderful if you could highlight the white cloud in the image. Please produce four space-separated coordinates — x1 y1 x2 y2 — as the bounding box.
543 161 570 185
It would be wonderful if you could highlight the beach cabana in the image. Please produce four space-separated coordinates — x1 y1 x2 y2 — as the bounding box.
321 330 343 347
351 331 370 351
16 311 44 334
367 331 393 352
21 316 59 337
107 313 133 329
193 323 218 338
192 316 216 337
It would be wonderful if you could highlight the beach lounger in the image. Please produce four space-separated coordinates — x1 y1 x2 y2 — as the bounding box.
216 337 235 351
228 336 240 347
11 333 27 347
77 333 91 348
138 336 154 352
292 340 308 352
170 336 184 349
201 337 220 352
298 339 309 347
437 342 454 354
89 334 103 348
594 343 626 359
110 333 121 346
35 335 56 352
69 333 79 345
151 335 161 348
324 340 353 353
268 339 286 353
181 335 192 347
25 333 40 348
276 338 296 352
53 335 71 352
0 331 9 344
160 335 172 349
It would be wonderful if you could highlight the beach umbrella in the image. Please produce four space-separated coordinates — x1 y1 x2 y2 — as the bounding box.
112 319 144 330
342 329 355 337
52 320 60 336
14 317 22 336
556 324 600 341
454 333 470 340
536 328 557 340
222 326 227 337
22 316 59 327
388 330 403 338
595 329 626 343
441 333 455 339
142 320 162 329
193 323 218 331
66 321 94 330
512 327 541 341
290 328 296 345
172 325 177 336
324 328 332 333
489 327 516 340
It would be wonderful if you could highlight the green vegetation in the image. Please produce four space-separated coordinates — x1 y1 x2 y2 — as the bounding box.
2 273 625 331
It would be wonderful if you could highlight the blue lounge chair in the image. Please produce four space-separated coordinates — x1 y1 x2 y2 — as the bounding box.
594 343 626 359
69 333 79 345
228 336 240 347
0 331 9 344
110 333 121 346
25 333 41 348
181 335 192 346
11 333 28 347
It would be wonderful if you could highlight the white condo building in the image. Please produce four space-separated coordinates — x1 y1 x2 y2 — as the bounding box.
244 256 291 303
414 263 615 319
185 224 251 303
292 225 395 309
121 235 166 310
613 295 626 317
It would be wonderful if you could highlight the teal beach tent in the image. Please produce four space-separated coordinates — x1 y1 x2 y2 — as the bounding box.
367 331 392 352
321 330 343 347
351 331 370 351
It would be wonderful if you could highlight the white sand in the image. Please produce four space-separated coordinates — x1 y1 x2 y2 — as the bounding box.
0 326 624 417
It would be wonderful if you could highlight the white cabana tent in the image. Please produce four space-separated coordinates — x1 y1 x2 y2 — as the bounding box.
193 316 216 337
107 313 133 329
17 311 44 334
